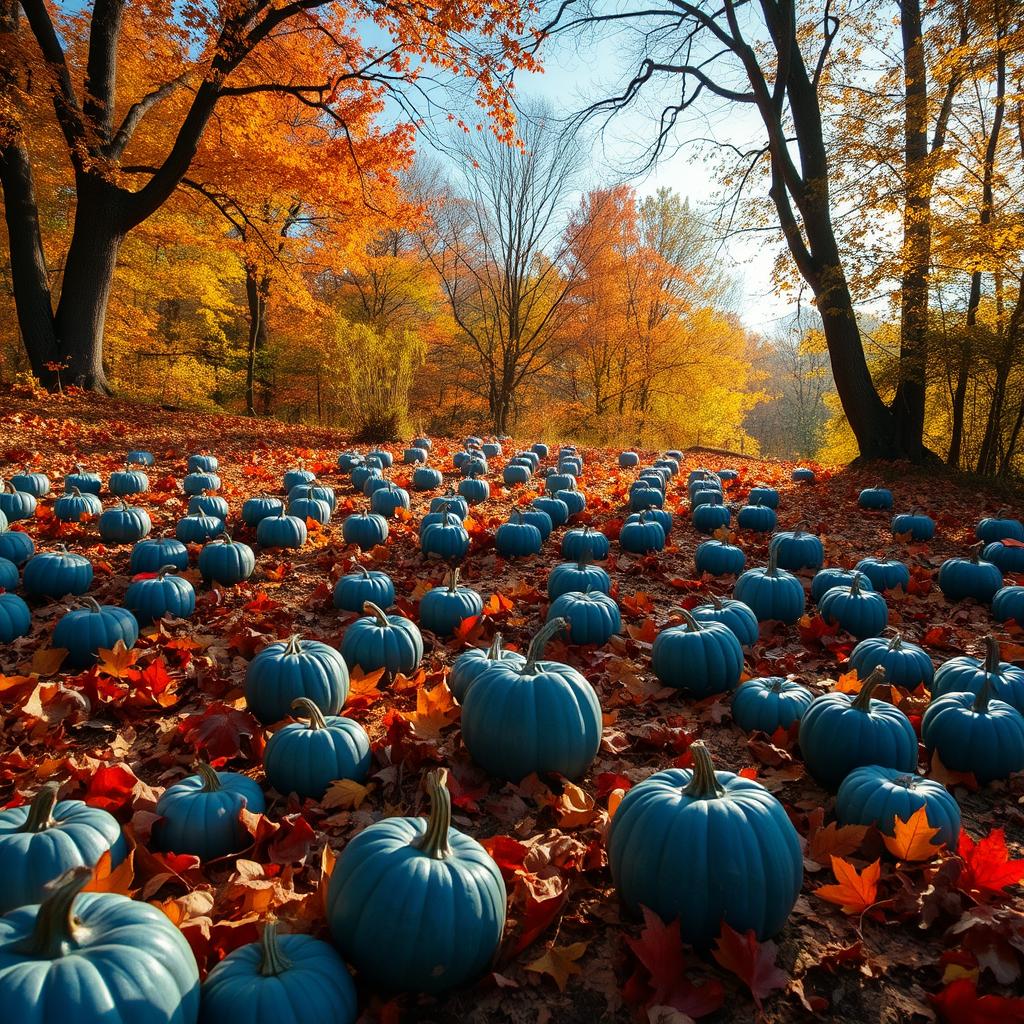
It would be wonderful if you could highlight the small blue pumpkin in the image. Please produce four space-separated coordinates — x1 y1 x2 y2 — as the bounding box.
931 637 1024 712
798 669 918 789
53 598 139 668
691 594 760 646
342 511 389 550
503 463 532 486
0 529 34 565
737 503 777 532
717 468 739 481
449 633 526 703
856 557 911 592
619 451 640 468
430 491 469 519
859 486 893 510
457 474 490 506
256 508 307 549
10 470 50 497
199 534 255 586
188 493 229 520
532 442 550 458
695 540 746 576
810 567 874 604
52 487 103 523
370 482 410 519
404 446 428 465
732 677 813 733
520 505 554 540
108 465 149 496
546 472 576 495
692 503 731 534
412 436 432 450
548 554 611 599
557 488 586 518
124 567 196 623
665 449 684 461
482 441 502 459
982 540 1024 574
459 453 488 477
420 508 469 561
245 634 350 724
64 464 102 495
289 488 331 526
939 546 1003 603
792 467 816 483
419 568 484 637
562 525 610 561
690 487 722 508
341 601 423 676
350 465 380 491
819 573 889 640
288 483 336 511
516 450 540 471
362 475 392 499
976 513 1024 544
643 507 674 535
368 449 394 469
412 465 444 491
0 556 18 591
153 764 265 860
548 589 621 645
892 511 935 541
532 496 569 528
241 496 283 525
283 465 316 491
264 698 371 800
770 526 824 571
187 453 218 473
651 609 744 696
620 512 666 553
748 485 780 509
126 449 155 465
98 500 152 542
0 592 32 642
496 510 543 558
608 741 803 945
653 458 677 477
629 485 663 511
182 471 221 497
734 549 806 624
23 548 93 599
993 585 1024 628
849 633 933 689
334 566 395 613
836 766 961 849
0 481 36 521
687 468 716 487
130 536 189 573
175 511 225 544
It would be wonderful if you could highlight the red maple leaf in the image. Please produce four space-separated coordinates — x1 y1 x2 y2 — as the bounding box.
931 977 1024 1023
178 702 265 762
711 921 789 1009
84 763 138 811
481 835 530 878
957 828 1024 899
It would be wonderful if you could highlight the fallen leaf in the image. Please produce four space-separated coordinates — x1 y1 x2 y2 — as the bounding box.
711 922 788 1009
883 805 944 862
957 828 1024 898
815 856 880 914
322 778 372 810
525 941 588 991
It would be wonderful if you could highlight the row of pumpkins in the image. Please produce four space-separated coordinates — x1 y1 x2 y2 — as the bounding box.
1 438 1024 1021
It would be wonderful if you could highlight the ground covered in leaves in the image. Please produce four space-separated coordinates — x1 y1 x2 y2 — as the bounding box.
1 390 1022 1024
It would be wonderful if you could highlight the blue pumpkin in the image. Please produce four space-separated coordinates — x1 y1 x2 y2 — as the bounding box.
449 633 527 703
199 534 255 586
342 511 389 550
748 485 779 509
430 491 469 519
892 511 935 541
53 598 139 668
556 488 586 518
327 768 506 993
184 473 220 498
0 866 200 1024
548 589 621 645
404 446 428 465
175 512 225 544
256 508 307 548
643 507 674 535
187 453 218 473
10 471 49 497
455 475 488 506
503 463 532 486
412 436 432 451
0 593 31 642
289 488 331 526
608 741 803 945
849 633 934 689
188 493 229 520
0 482 36 521
412 466 444 491
734 549 806 623
652 609 744 695
482 441 502 458
770 526 823 571
653 458 677 477
363 455 384 471
811 567 874 604
516 450 541 471
241 496 283 525
976 513 1024 543
819 573 889 640
562 525 610 561
695 540 746 576
459 453 488 478
419 568 484 637
368 448 394 469
717 468 739 481
982 540 1024 574
264 698 371 800
0 556 18 591
932 637 1024 712
533 496 569 528
496 510 543 558
288 483 336 511
371 482 410 519
53 487 103 522
620 512 666 554
532 442 550 458
362 475 392 499
200 923 356 1024
350 465 380 491
665 449 684 461
108 466 149 496
520 506 554 540
732 677 813 733
245 634 350 724
546 472 576 495
737 503 777 532
792 467 816 483
0 529 34 565
687 468 717 488
836 765 961 849
692 503 731 535
939 547 1003 603
153 765 265 860
798 669 918 788
548 554 610 598
23 548 93 599
341 602 423 675
619 451 640 468
856 557 911 592
334 566 395 613
922 679 1024 783
993 585 1024 628
124 567 196 623
98 500 152 542
629 484 663 512
420 510 469 561
0 784 127 914
130 536 189 573
64 464 102 495
691 594 760 646
690 487 722 508
126 449 155 466
283 466 316 491
859 486 893 510
461 618 602 780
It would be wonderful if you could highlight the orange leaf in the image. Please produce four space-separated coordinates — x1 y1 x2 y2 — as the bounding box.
524 941 588 992
883 805 944 862
555 780 597 828
834 669 862 694
815 856 880 914
403 681 459 741
84 849 136 896
31 647 68 676
96 640 139 679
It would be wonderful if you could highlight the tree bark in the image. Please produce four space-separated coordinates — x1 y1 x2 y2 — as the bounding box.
244 263 270 416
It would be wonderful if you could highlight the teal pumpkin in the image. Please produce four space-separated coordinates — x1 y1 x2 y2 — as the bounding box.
419 568 484 637
0 593 31 642
131 536 189 573
993 585 1024 628
264 698 371 800
770 526 823 571
629 484 663 511
495 510 543 558
341 601 423 676
849 633 933 689
836 765 961 849
413 436 432 450
732 677 813 733
370 482 411 518
124 567 196 623
818 573 889 640
518 450 541 471
99 500 152 542
241 496 283 525
368 448 394 469
53 487 102 522
187 454 218 473
619 451 640 468
695 540 746 576
932 636 1024 713
691 503 730 534
691 594 759 646
855 557 910 592
333 566 395 613
351 465 380 491
108 466 150 496
199 923 356 1024
430 491 469 518
420 508 469 560
198 534 255 586
404 446 428 465
449 633 526 703
53 598 139 668
338 452 363 472
690 487 722 509
245 634 350 724
64 464 102 496
533 496 569 527
10 470 49 497
748 485 779 509
520 506 554 540
0 529 34 565
461 618 602 781
643 507 673 535
792 467 816 482
175 512 224 544
811 567 873 604
976 513 1024 543
0 784 126 914
651 609 744 696
0 481 37 521
561 525 610 561
922 679 1024 784
458 473 490 506
503 463 532 486
532 442 549 458
546 472 576 495
283 466 316 491
982 540 1024 574
483 441 502 458
342 511 389 549
327 768 506 993
939 546 1003 603
547 589 621 645
126 449 155 466
737 502 777 532
23 548 93 598
608 741 803 945
256 508 307 548
892 511 935 541
0 556 17 590
620 512 666 553
556 488 586 517
0 866 200 1024
412 465 444 490
548 554 610 599
717 468 739 481
153 765 265 860
798 669 918 789
858 486 893 510
289 487 332 525
734 548 806 624
187 493 229 519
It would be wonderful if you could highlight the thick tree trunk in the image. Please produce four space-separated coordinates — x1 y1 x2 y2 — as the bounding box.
244 264 270 416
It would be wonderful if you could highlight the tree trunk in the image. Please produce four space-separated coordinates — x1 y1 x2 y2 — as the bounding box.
976 272 1023 474
244 264 270 416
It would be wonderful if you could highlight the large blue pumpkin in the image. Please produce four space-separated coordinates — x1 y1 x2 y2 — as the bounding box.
245 634 350 724
404 446 428 465
108 466 149 496
548 555 610 599
651 609 744 696
732 677 813 733
620 512 666 553
546 472 576 495
341 602 423 676
0 529 34 566
0 481 37 521
608 741 803 945
892 511 935 541
124 567 196 623
420 510 469 561
495 510 543 558
836 765 961 849
982 540 1024 574
461 618 602 781
241 496 283 525
810 567 874 604
691 594 759 646
175 512 225 544
818 573 889 640
993 585 1024 628
199 923 356 1024
855 557 910 593
562 525 610 561
370 482 411 519
458 473 490 506
256 508 307 549
691 503 730 535
938 546 1003 603
449 633 526 703
368 448 394 469
333 566 395 613
0 866 200 1024
547 589 621 645
263 698 371 800
737 502 777 532
858 486 893 510
412 466 444 491
520 505 554 540
556 488 586 518
630 484 664 512
283 466 316 491
64 464 102 496
770 526 823 571
975 513 1024 543
350 465 379 492
533 496 569 528
362 475 392 500
98 501 152 543
188 493 229 520
198 534 255 586
130 536 189 573
289 488 332 526
849 633 933 689
419 568 483 637
327 768 506 993
412 436 432 451
153 765 265 860
23 548 93 599
932 637 1024 713
342 511 389 549
734 549 806 623
0 593 31 642
503 462 532 486
798 669 918 788
53 598 139 668
690 486 722 508
532 442 549 458
695 540 746 576
53 487 102 522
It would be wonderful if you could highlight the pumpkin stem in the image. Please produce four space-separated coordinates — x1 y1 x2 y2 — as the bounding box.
525 617 568 671
849 572 863 596
357 564 370 579
195 763 221 792
972 674 992 714
74 463 85 473
769 678 785 693
970 541 984 563
258 919 293 977
291 697 327 729
447 566 461 592
283 634 304 656
412 768 452 860
766 546 781 578
17 865 92 959
119 498 130 511
80 596 102 614
70 486 82 497
887 632 903 651
702 593 724 612
851 667 886 711
682 742 725 799
156 564 179 579
487 633 504 660
216 532 232 544
983 635 1003 676
18 782 59 833
674 609 701 632
364 601 390 627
